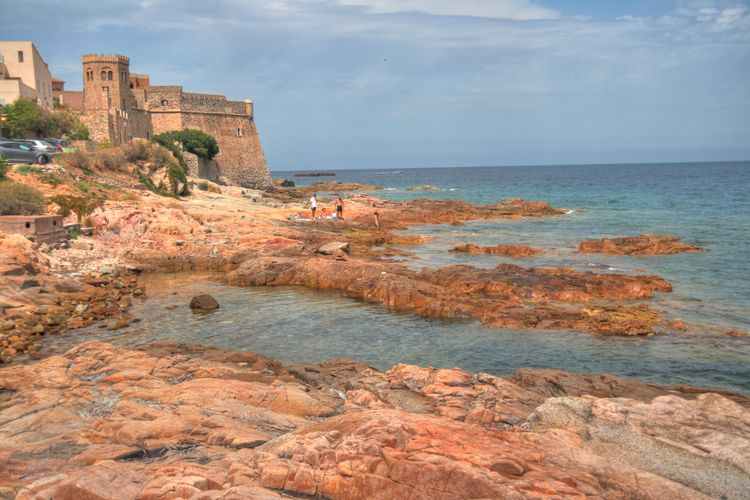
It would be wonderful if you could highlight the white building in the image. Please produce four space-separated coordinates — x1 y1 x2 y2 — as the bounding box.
0 41 54 110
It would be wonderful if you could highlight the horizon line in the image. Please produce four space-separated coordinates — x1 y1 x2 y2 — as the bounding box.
269 158 749 173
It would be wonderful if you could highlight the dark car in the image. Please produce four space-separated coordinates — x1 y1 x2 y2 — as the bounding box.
0 141 53 164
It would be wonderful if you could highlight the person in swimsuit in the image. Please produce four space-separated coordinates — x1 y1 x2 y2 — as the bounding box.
310 193 317 219
373 204 380 229
336 196 344 220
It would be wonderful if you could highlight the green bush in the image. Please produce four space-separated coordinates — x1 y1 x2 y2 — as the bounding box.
0 99 89 139
49 194 104 222
0 157 8 180
167 161 189 196
95 148 127 171
0 182 47 215
152 129 219 161
15 165 42 175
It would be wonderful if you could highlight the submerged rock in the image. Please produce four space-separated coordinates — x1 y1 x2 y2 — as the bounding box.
229 257 672 336
578 234 704 255
189 294 220 310
451 243 544 258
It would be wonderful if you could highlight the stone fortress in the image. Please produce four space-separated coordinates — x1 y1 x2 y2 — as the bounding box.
77 53 273 190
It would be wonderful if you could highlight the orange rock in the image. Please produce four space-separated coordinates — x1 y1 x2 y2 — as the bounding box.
578 234 704 255
451 243 544 258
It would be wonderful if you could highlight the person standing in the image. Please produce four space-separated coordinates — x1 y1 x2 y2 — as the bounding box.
335 196 344 220
310 193 318 219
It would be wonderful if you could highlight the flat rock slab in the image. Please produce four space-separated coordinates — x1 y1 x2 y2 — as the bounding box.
316 241 350 255
578 234 704 255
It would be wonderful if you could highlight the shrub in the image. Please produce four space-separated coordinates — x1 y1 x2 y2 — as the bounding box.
121 140 151 163
122 140 174 169
167 161 189 195
74 181 90 193
152 129 219 161
0 156 8 180
197 181 209 191
49 194 104 222
0 99 89 139
0 182 47 215
95 148 127 171
61 150 93 172
16 165 42 175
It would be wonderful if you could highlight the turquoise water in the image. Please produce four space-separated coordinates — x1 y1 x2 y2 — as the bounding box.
46 273 749 393
45 162 750 394
288 162 750 332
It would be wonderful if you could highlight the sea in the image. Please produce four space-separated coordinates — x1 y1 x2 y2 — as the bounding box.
45 162 750 393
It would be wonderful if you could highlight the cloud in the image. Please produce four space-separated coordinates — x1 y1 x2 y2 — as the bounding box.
331 0 559 20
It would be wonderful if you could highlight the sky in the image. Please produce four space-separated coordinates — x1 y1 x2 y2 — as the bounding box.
1 0 749 170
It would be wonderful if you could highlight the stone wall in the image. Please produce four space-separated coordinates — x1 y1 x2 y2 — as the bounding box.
179 111 273 190
184 151 219 182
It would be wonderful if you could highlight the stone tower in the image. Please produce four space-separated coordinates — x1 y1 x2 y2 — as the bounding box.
82 54 132 112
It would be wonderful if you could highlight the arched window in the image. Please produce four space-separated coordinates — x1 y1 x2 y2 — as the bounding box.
161 99 168 106
86 69 94 81
107 70 113 81
100 70 106 80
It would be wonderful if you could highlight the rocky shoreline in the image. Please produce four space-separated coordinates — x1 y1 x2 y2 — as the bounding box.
1 340 748 499
1 160 748 498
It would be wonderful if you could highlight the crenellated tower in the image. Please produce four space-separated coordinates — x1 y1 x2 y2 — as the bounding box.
82 54 133 112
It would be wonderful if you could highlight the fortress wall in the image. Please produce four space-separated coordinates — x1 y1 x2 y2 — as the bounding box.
127 108 151 139
148 111 183 136
144 87 183 112
181 93 229 113
227 101 248 115
179 111 273 190
82 111 113 143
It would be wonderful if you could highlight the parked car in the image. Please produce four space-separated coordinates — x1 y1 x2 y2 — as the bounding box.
0 141 53 164
44 138 70 151
22 139 58 153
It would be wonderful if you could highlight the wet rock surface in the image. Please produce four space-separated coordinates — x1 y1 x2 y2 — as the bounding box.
451 243 545 258
228 257 673 335
578 234 704 255
0 341 747 499
0 232 141 363
189 294 220 311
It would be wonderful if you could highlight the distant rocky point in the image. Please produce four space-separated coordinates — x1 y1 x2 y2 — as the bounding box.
294 172 336 177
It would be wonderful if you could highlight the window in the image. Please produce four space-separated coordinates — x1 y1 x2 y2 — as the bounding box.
52 220 57 226
146 132 150 139
101 70 106 80
25 222 31 229
86 69 94 81
237 128 242 136
107 70 113 81
129 82 134 89
161 99 168 106
121 71 126 82
17 51 24 62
